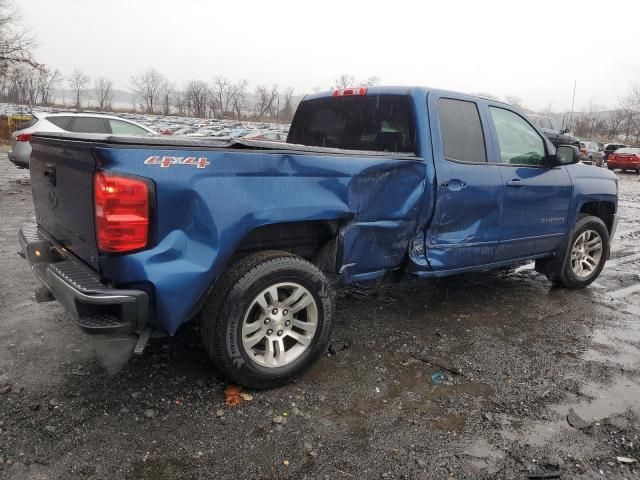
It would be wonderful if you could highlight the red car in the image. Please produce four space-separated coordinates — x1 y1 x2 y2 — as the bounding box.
608 147 640 173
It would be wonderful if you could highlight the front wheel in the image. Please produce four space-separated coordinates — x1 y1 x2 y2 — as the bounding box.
200 251 334 389
556 215 610 289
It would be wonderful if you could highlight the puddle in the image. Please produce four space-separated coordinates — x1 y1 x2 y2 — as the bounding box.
581 318 640 369
502 377 640 446
462 438 505 472
553 378 640 422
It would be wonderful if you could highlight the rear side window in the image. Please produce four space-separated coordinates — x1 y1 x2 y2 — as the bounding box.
46 116 73 130
109 119 150 135
69 117 106 134
287 95 416 153
437 98 486 163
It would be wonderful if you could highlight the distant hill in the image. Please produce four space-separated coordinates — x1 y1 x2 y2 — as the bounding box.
54 89 136 109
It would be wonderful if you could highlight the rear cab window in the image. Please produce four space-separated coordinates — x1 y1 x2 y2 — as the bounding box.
287 94 416 154
437 98 487 163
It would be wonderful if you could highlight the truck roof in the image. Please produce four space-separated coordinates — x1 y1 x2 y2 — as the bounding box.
304 85 512 107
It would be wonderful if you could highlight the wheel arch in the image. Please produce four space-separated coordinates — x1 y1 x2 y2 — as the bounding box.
230 219 346 273
579 200 616 234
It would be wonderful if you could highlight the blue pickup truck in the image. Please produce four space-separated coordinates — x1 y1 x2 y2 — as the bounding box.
19 86 618 388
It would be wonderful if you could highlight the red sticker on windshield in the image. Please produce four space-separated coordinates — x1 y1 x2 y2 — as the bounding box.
144 156 210 169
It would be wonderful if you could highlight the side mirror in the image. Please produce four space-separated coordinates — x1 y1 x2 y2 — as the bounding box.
561 128 570 134
551 145 580 166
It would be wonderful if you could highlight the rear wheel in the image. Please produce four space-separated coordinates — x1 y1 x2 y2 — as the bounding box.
556 215 609 289
200 251 334 389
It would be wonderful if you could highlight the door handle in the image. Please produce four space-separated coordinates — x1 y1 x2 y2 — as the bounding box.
506 179 525 187
440 179 467 192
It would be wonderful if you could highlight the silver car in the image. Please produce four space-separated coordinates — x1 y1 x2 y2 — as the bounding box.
579 141 605 167
8 113 156 169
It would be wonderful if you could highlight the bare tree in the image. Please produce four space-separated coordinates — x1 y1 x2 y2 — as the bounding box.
360 76 380 87
505 95 524 109
279 87 295 122
159 80 172 115
184 80 210 118
94 77 113 111
213 76 234 117
171 89 187 116
332 74 355 90
68 68 90 108
230 79 248 119
540 102 555 118
574 100 606 139
130 68 166 113
36 67 62 105
621 83 640 144
0 0 39 73
255 84 278 119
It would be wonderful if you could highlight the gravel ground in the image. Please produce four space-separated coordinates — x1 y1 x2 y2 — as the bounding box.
1 152 639 480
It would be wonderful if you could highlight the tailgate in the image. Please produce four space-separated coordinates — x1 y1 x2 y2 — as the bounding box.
29 137 99 269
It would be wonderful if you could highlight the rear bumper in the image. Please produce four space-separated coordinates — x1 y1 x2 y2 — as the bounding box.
8 141 31 169
8 150 29 169
608 162 640 170
18 224 149 334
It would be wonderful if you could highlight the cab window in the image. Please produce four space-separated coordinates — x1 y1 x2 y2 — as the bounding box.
490 107 546 166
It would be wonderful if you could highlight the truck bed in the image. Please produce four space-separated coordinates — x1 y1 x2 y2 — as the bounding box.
32 132 418 158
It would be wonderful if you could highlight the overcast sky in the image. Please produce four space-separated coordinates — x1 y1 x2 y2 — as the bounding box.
19 0 640 112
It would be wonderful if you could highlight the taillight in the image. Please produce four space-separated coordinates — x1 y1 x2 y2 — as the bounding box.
94 171 151 253
580 148 587 156
333 87 368 97
15 133 32 142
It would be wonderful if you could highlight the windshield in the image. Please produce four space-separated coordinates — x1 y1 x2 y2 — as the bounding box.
287 94 417 154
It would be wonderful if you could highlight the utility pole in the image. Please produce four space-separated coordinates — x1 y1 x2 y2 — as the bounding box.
568 80 576 135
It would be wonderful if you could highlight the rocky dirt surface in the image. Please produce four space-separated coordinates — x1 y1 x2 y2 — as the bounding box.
1 153 639 479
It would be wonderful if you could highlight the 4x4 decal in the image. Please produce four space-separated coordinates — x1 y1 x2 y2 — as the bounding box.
144 156 210 169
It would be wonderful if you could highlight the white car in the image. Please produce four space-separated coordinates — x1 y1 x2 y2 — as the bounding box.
9 113 155 169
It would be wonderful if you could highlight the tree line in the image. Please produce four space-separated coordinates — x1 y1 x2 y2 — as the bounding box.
569 85 640 146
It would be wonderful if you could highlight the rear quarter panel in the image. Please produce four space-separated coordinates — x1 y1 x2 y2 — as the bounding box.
94 147 426 334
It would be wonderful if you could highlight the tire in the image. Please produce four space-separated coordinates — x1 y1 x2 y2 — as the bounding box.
200 251 334 389
556 215 610 289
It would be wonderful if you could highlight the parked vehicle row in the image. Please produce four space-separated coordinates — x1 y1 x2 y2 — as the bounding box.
4 105 293 169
